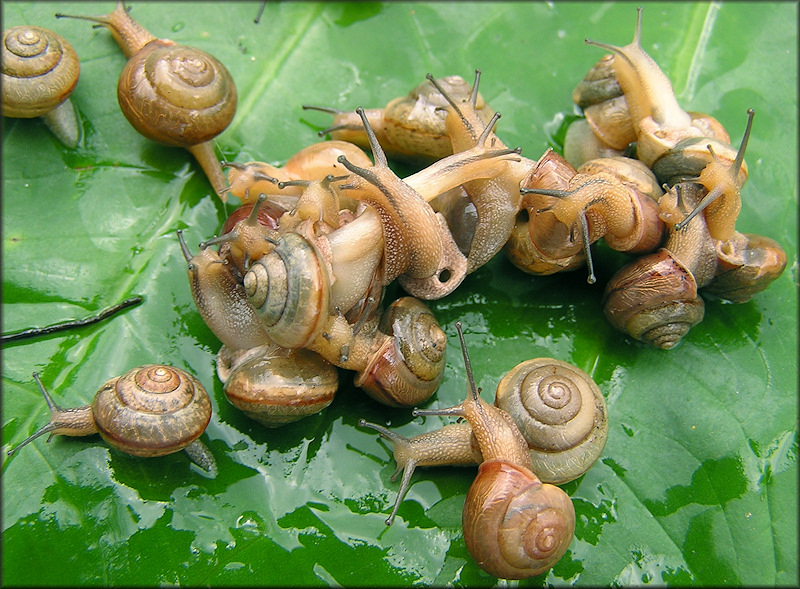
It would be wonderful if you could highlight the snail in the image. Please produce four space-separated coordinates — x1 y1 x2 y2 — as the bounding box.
583 7 728 169
519 157 664 283
505 149 587 275
360 354 605 525
56 1 237 197
222 140 373 207
672 109 753 241
413 322 575 579
6 365 216 474
603 182 717 348
216 343 339 428
1 25 81 147
412 71 533 275
303 75 496 164
199 194 283 275
178 229 272 352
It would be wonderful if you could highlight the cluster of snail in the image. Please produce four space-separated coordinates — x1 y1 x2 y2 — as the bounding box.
2 2 788 581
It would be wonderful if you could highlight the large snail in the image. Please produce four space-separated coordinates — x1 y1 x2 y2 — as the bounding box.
56 1 237 197
2 25 81 147
415 322 575 579
6 365 216 474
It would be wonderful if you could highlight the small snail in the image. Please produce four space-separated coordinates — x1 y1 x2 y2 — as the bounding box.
520 157 664 283
178 229 272 352
603 182 717 348
505 149 587 276
200 194 283 275
56 1 237 197
2 25 81 147
222 140 373 206
217 343 338 428
6 365 216 474
414 322 575 579
304 75 496 164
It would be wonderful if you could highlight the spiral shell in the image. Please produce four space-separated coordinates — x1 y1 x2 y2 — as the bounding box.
495 358 607 484
603 249 705 349
463 460 576 579
117 40 236 147
244 232 332 349
2 26 79 118
92 365 211 458
355 297 447 407
218 345 338 428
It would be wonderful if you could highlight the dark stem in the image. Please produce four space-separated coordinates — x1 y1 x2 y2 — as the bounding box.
1 297 143 343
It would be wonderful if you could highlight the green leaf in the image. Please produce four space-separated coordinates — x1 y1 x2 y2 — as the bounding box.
2 2 797 586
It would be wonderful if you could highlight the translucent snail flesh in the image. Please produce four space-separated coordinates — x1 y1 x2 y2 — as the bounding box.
2 25 81 147
6 365 216 474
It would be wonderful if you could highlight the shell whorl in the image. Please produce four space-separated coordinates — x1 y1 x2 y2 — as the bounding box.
2 26 79 118
92 365 211 458
495 358 607 483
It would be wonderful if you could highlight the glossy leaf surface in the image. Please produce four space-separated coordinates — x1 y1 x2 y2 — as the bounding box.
2 2 797 586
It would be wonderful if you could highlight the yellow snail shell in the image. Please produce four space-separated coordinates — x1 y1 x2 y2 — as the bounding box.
495 358 607 484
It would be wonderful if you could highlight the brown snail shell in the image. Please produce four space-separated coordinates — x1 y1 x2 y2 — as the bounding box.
93 365 211 458
355 297 447 407
1 25 80 146
217 344 338 427
603 249 705 349
495 358 608 484
463 460 576 579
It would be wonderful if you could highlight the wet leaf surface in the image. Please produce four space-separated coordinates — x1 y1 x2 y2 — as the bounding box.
2 2 797 586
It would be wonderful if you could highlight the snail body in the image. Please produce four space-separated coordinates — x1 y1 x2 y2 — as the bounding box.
603 183 717 348
56 1 237 197
6 366 216 473
178 229 272 352
2 25 81 147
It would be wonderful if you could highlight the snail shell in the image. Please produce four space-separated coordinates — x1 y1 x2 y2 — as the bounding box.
463 460 576 579
603 249 705 349
703 232 787 304
93 365 212 457
1 26 80 146
117 40 236 148
217 344 338 427
495 359 608 484
355 297 447 407
244 231 332 349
